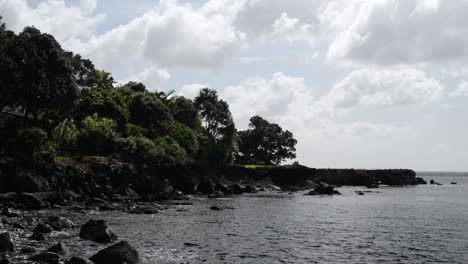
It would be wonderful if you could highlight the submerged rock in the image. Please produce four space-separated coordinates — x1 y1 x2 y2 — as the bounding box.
0 233 14 252
47 216 74 231
79 219 117 243
89 241 140 264
46 242 69 256
430 179 442 185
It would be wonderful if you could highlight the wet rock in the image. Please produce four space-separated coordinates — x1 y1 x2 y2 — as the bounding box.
430 179 442 185
46 242 69 256
29 252 61 264
305 183 341 196
0 233 14 252
67 256 89 264
29 232 45 241
215 184 232 195
11 193 47 210
89 241 140 264
243 185 257 193
79 219 117 243
0 255 10 264
207 191 224 199
416 177 427 184
451 182 458 185
356 191 365 195
184 242 201 247
47 216 74 231
129 205 158 215
34 223 54 233
197 177 215 195
229 184 244 195
20 246 36 253
209 206 222 211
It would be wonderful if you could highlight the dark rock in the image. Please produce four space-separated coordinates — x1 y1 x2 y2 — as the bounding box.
430 179 442 185
21 246 36 253
243 185 257 193
79 219 117 243
305 182 341 196
89 241 140 264
67 256 89 264
366 183 379 189
197 177 215 195
356 191 365 195
0 233 14 252
416 177 427 184
29 252 61 264
215 184 232 195
184 242 201 247
207 191 224 199
11 193 47 210
46 242 69 256
34 223 54 233
0 255 10 264
47 216 74 231
29 232 45 241
451 182 458 185
1 208 19 217
209 206 222 211
12 222 25 229
229 184 243 195
129 205 158 215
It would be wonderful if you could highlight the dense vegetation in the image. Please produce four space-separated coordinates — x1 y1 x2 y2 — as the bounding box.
0 18 297 167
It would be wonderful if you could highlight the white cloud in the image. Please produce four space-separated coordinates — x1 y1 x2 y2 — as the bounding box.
325 67 444 109
119 66 171 91
178 83 207 100
322 0 468 65
450 81 468 97
0 0 105 44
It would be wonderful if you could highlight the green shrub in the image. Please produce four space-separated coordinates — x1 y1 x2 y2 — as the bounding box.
124 123 149 138
78 114 117 155
153 136 187 166
10 127 48 158
52 118 79 151
166 122 199 156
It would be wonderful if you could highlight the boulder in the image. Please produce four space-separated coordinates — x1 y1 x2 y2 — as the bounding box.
129 205 158 215
0 233 14 252
305 182 341 196
46 242 69 256
89 241 140 264
207 191 224 199
416 177 427 184
79 219 117 243
29 232 45 241
215 184 232 195
10 193 47 210
356 191 365 195
243 185 257 193
451 182 458 185
430 179 442 185
34 223 54 233
47 216 74 231
209 206 222 211
67 256 89 264
229 184 243 195
196 177 215 195
29 252 61 264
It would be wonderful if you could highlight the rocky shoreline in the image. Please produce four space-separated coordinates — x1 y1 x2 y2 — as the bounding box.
0 156 426 263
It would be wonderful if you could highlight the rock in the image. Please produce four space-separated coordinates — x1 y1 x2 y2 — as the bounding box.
184 242 201 247
430 179 442 185
11 193 47 210
243 185 257 193
129 205 158 215
0 233 14 252
207 191 224 199
79 219 117 243
0 255 10 264
451 182 458 185
356 191 365 195
34 223 54 233
366 183 379 189
215 184 232 195
89 241 140 264
29 252 61 264
229 184 244 195
67 256 89 264
416 177 427 184
1 208 19 217
29 232 45 241
46 242 69 256
47 216 74 231
196 177 215 195
305 182 341 196
209 206 222 211
21 246 36 253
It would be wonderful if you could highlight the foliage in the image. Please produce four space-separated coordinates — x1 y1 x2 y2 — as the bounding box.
128 92 173 131
165 122 199 156
10 127 48 158
153 136 187 166
172 96 200 129
52 118 79 151
119 81 146 94
77 114 117 155
237 116 297 165
124 123 149 138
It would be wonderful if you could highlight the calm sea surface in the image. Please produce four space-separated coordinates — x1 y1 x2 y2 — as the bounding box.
13 173 468 263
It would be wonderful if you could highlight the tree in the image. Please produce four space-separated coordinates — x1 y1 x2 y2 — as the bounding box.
89 70 114 90
194 88 237 164
172 96 200 129
128 92 173 132
119 81 146 94
237 115 297 165
64 52 96 90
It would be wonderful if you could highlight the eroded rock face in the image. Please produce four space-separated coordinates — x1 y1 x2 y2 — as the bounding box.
89 241 140 264
0 232 14 252
79 219 117 243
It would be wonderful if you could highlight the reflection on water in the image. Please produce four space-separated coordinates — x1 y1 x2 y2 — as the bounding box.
12 175 468 263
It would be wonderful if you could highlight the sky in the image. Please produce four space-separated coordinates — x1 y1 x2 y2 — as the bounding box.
1 0 467 171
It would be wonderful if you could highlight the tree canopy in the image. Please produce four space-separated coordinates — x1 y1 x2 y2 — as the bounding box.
237 116 297 165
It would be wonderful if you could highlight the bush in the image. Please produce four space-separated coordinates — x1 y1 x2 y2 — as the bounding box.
124 123 149 138
153 136 187 165
52 118 79 151
11 127 48 158
166 122 199 156
78 114 117 155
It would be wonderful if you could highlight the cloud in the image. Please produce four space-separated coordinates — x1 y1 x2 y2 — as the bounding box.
119 66 171 91
0 0 105 44
325 67 444 109
450 81 468 97
322 0 468 65
177 83 207 100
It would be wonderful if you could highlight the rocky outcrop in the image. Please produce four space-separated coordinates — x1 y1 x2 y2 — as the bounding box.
89 241 140 264
305 182 341 196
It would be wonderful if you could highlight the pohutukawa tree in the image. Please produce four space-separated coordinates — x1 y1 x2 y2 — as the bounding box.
237 115 297 165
